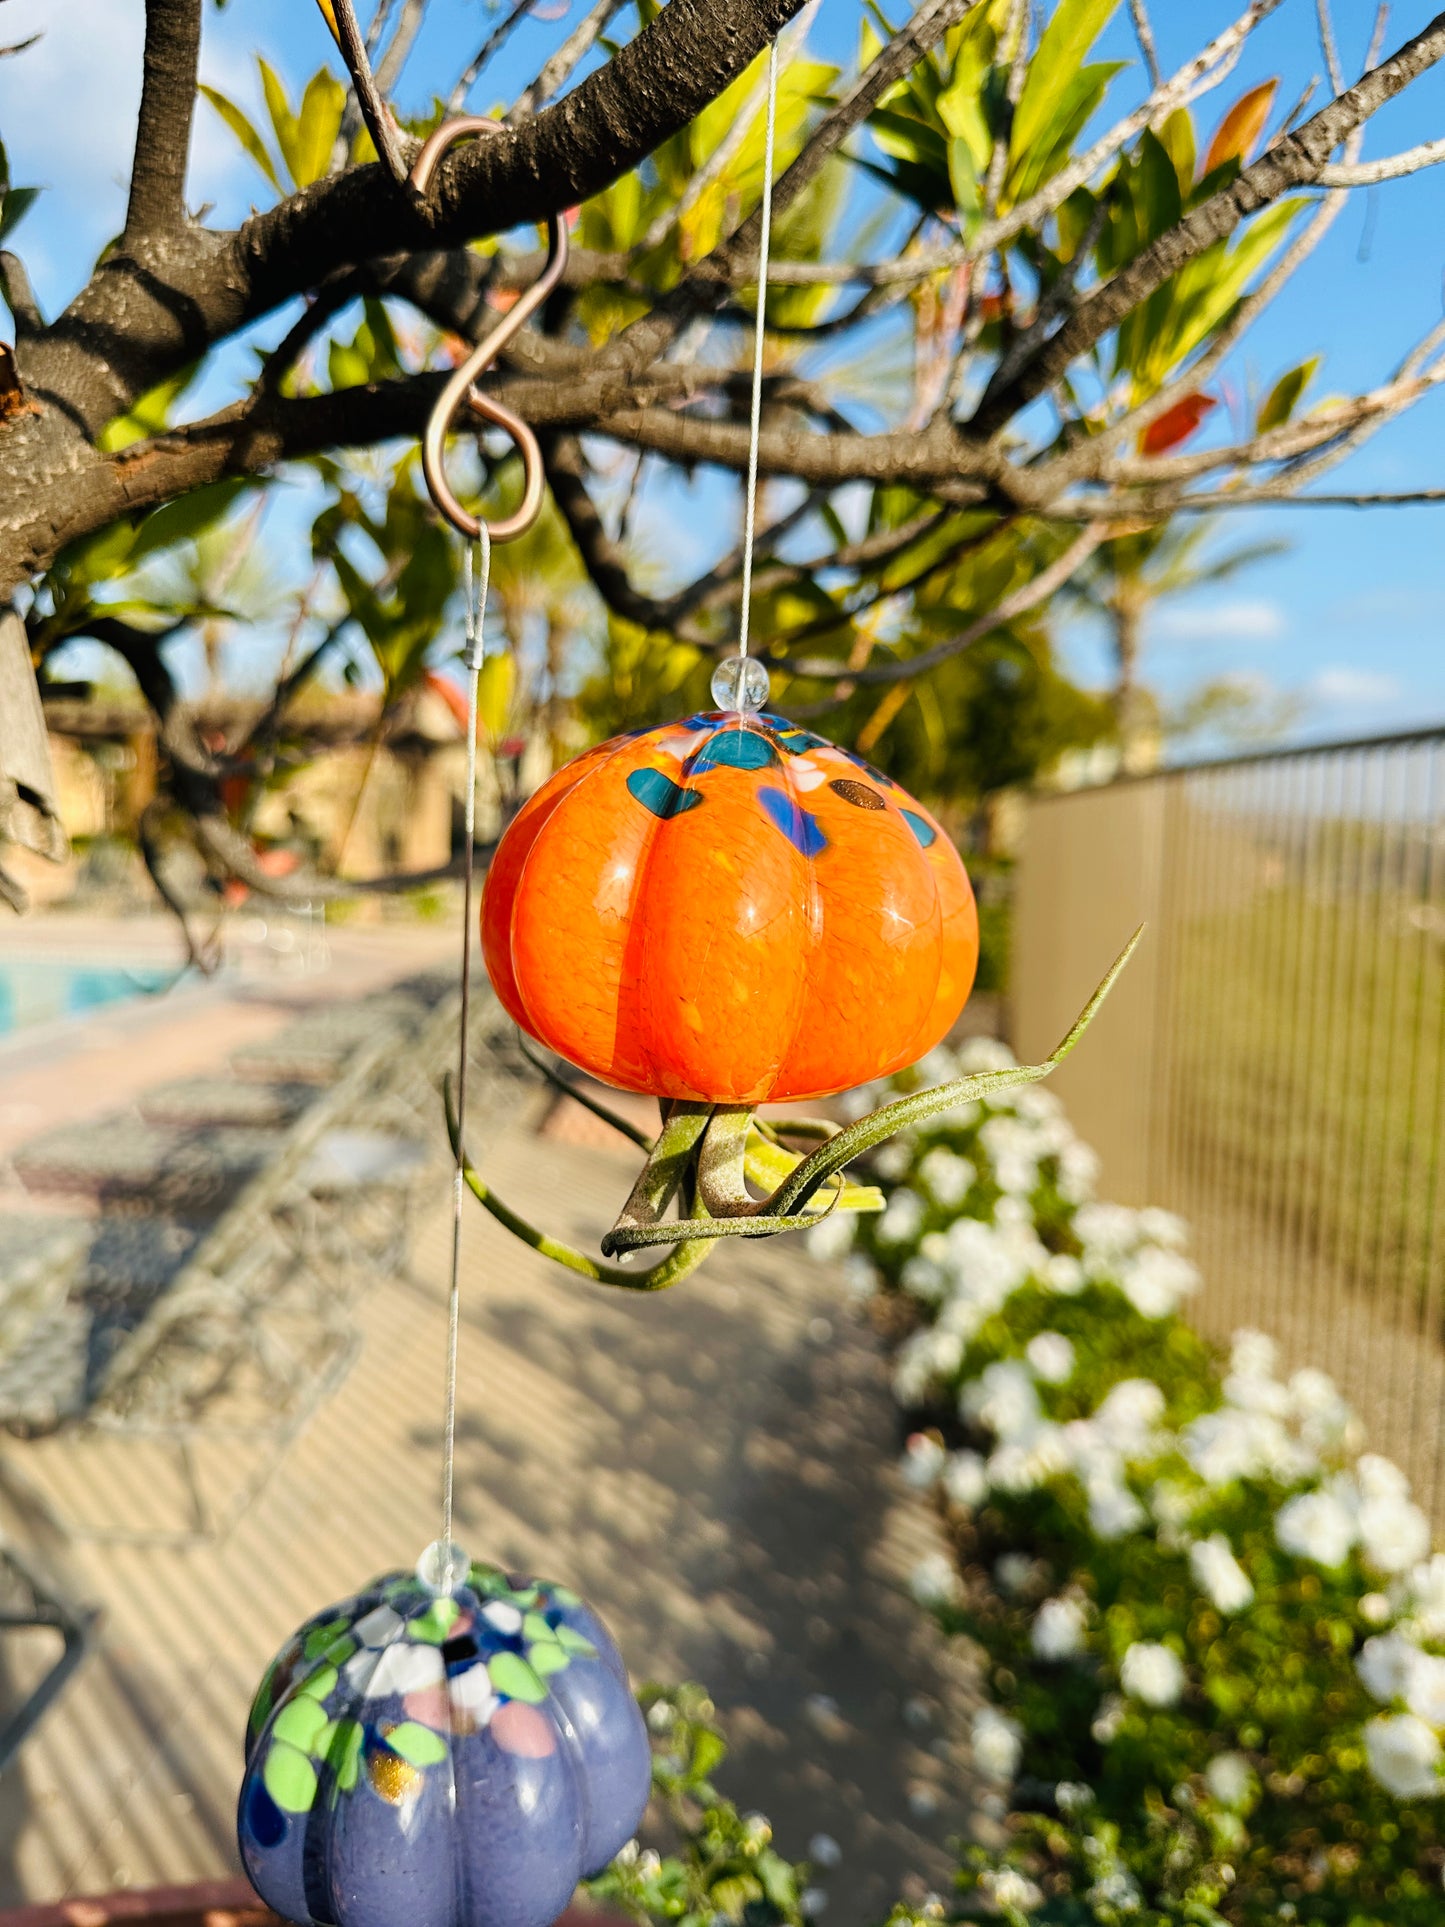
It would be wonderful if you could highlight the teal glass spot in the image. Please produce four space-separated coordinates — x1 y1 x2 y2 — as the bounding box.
759 787 827 856
900 808 937 847
627 768 704 820
691 728 777 773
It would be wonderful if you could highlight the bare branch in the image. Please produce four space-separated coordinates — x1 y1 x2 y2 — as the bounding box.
0 251 43 336
984 0 1030 217
778 524 1107 682
125 0 203 237
373 0 425 93
1128 0 1162 88
1319 137 1445 185
448 0 536 113
512 0 633 119
327 0 414 181
1316 0 1346 93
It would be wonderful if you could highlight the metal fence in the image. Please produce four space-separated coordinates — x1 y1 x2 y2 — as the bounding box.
1013 727 1445 1518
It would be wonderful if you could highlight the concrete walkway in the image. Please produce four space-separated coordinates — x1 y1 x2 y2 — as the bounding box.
0 969 978 1926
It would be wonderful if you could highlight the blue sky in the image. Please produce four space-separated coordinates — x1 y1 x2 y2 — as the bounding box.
5 0 1445 747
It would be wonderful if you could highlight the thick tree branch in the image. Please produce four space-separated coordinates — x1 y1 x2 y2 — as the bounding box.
968 10 1445 438
126 0 203 239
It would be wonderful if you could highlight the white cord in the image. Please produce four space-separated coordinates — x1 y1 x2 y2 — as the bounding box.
736 37 779 666
441 525 491 1581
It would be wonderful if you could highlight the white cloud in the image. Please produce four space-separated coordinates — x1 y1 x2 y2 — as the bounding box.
1308 667 1402 706
1154 599 1287 644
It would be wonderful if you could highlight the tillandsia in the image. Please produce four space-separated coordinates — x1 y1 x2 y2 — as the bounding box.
443 927 1142 1291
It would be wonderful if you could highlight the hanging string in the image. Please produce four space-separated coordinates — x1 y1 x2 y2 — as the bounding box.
438 526 491 1587
735 37 780 668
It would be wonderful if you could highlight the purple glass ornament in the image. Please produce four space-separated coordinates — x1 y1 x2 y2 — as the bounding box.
238 1547 651 1927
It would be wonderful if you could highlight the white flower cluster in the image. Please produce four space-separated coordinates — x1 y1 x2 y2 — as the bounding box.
828 1052 1444 1818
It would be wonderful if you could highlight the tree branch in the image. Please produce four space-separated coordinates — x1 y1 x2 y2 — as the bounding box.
125 0 203 238
968 9 1445 438
512 0 632 120
1319 137 1445 185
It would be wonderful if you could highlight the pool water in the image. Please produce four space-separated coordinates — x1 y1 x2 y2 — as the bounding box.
0 958 173 1036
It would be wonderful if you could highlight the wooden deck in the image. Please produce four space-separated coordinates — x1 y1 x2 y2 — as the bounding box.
0 1083 978 1925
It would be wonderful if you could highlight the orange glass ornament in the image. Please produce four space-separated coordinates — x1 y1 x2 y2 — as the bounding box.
481 709 979 1105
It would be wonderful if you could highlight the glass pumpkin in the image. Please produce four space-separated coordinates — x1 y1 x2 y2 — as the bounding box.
238 1558 650 1927
482 709 979 1104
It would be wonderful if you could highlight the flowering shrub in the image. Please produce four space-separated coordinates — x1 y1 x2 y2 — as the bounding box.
809 1038 1445 1924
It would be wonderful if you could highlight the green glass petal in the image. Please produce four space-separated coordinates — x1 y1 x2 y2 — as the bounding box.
408 1598 460 1644
549 1586 580 1608
488 1651 548 1704
322 1635 358 1666
385 1720 450 1766
299 1662 338 1701
528 1642 570 1677
273 1696 329 1751
264 1740 319 1814
323 1719 365 1793
303 1619 348 1660
554 1625 597 1657
521 1612 555 1644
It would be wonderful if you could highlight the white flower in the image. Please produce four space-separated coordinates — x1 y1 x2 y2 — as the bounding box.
1364 1714 1444 1800
1088 1479 1147 1541
1093 1379 1166 1453
1091 1694 1125 1743
1358 1454 1411 1502
1407 1556 1445 1639
918 1146 975 1209
1025 1331 1075 1385
1043 1253 1086 1295
1276 1488 1358 1569
996 1553 1043 1596
806 1212 856 1262
1360 1592 1393 1627
1289 1369 1352 1451
1204 1752 1255 1812
1087 1871 1142 1914
899 1255 947 1302
1117 1245 1199 1318
1190 1535 1255 1615
980 1116 1041 1197
872 1140 915 1181
962 1360 1041 1442
1138 1207 1188 1250
1057 1141 1100 1205
1032 1595 1088 1661
1184 1408 1316 1488
958 1037 1016 1073
1074 1202 1140 1262
1406 1653 1445 1728
877 1188 924 1245
980 1868 1042 1914
910 1553 961 1609
1359 1492 1431 1576
901 1433 946 1489
942 1450 988 1509
1357 1631 1421 1703
988 1424 1070 1494
971 1707 1023 1783
1055 1781 1093 1816
1120 1641 1185 1708
1230 1330 1278 1381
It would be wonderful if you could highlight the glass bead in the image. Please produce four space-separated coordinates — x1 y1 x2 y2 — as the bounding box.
416 1537 469 1592
711 655 771 713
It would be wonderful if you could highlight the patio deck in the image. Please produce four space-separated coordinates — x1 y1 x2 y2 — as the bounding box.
0 959 980 1927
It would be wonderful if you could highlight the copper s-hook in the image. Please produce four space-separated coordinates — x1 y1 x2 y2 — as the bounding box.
409 117 570 542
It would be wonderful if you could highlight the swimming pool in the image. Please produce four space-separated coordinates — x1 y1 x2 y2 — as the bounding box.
0 957 174 1036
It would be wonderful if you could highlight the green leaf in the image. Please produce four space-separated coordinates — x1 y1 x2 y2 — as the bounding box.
1257 356 1320 434
98 365 199 453
1011 0 1120 163
259 59 300 183
384 1721 450 1766
128 479 251 564
1007 62 1124 207
691 1726 727 1783
0 186 38 246
287 68 347 187
198 84 281 192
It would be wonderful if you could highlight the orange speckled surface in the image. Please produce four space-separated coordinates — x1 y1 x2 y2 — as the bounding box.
480 710 979 1103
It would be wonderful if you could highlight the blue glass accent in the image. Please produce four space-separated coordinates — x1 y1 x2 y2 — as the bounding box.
690 728 777 773
900 808 937 847
627 768 704 819
758 787 827 857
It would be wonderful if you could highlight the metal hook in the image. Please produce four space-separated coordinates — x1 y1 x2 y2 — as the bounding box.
409 117 570 542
